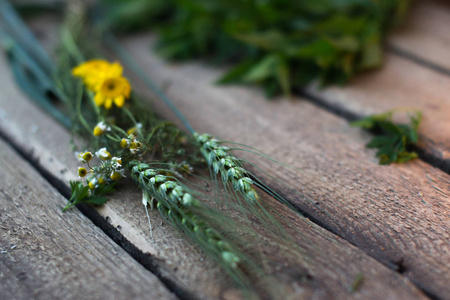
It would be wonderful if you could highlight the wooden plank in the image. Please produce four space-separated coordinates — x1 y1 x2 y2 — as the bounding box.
304 53 450 167
0 139 176 299
301 0 450 167
0 21 429 300
121 35 450 299
389 0 450 72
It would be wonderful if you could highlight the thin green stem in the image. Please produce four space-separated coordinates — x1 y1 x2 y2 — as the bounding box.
60 26 85 64
103 33 196 135
123 107 145 136
75 86 93 134
145 122 172 143
110 124 128 137
86 92 102 118
106 134 121 142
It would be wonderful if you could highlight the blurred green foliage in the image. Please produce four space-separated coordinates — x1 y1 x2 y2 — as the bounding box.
102 0 412 97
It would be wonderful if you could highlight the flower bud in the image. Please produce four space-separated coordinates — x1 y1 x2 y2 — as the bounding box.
110 171 123 181
93 121 110 136
78 167 88 177
120 138 129 148
95 148 111 160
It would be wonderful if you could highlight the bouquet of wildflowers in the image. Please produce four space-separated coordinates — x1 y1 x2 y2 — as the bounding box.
0 2 302 294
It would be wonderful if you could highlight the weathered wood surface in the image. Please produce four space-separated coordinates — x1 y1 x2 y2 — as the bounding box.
305 0 450 169
122 35 450 299
0 19 431 300
0 139 176 300
389 0 450 71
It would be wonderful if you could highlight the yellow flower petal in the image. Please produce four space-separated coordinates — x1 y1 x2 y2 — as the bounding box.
109 63 123 77
114 96 125 107
72 60 111 78
105 98 113 110
94 93 105 106
73 60 125 92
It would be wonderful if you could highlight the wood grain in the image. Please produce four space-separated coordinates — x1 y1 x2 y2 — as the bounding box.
389 0 450 71
0 139 176 300
122 35 450 299
302 0 450 168
304 53 450 168
0 18 431 300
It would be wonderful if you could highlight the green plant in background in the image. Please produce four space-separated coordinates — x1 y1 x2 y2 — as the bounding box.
351 110 422 165
103 0 412 96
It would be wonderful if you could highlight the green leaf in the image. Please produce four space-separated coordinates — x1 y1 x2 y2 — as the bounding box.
63 180 117 211
276 55 290 96
351 110 422 165
366 136 396 149
242 55 278 82
233 31 286 51
296 39 336 59
82 195 109 205
216 59 256 84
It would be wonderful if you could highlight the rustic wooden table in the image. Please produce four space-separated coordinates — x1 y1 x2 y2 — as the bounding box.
0 1 449 299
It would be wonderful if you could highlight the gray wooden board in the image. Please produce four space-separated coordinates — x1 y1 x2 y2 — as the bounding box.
305 52 450 169
0 23 430 300
304 0 450 170
122 35 450 299
389 0 450 72
0 138 176 300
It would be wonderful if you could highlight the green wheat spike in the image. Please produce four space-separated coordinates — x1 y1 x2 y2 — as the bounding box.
195 133 260 203
129 161 245 270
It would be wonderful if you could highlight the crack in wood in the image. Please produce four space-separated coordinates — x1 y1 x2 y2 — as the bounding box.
298 89 450 177
0 131 197 300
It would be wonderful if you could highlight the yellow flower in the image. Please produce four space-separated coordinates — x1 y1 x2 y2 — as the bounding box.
78 167 88 177
98 177 106 185
129 141 142 154
127 123 142 135
88 181 96 190
93 121 110 136
82 152 93 162
95 148 112 160
127 127 137 135
72 60 123 91
93 126 103 136
94 76 131 109
120 138 129 148
110 171 123 181
77 151 93 163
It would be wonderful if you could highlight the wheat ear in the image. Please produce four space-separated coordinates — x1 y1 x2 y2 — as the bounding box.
195 133 259 203
129 161 247 271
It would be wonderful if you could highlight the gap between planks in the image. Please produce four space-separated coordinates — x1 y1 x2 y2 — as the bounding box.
389 0 450 74
0 57 427 300
0 137 177 300
23 9 450 298
0 18 432 300
121 35 450 300
303 0 450 174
